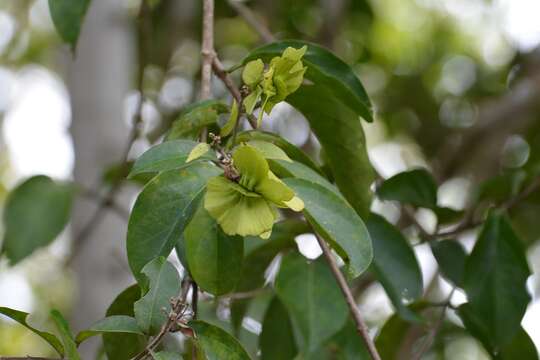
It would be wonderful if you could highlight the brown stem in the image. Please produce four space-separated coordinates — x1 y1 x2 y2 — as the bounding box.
226 0 275 43
314 234 382 360
200 0 214 101
212 57 258 129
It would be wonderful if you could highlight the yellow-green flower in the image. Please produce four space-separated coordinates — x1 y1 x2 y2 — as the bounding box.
242 46 308 126
204 145 304 239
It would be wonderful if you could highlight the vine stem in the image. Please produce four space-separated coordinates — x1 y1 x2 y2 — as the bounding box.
314 233 382 360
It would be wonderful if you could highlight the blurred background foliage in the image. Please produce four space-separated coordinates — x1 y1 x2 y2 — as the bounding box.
0 0 540 358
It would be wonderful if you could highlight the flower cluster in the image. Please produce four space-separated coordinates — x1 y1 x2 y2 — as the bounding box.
204 144 303 239
242 46 308 126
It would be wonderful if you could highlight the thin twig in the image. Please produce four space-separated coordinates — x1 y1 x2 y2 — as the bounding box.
200 0 214 101
78 185 130 219
226 0 275 43
212 57 258 129
314 233 382 360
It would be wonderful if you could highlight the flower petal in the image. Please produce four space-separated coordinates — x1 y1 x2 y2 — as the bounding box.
284 196 304 212
256 177 294 205
233 145 269 190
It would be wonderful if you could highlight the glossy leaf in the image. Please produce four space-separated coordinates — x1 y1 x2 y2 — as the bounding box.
48 0 90 49
366 213 423 322
287 84 374 218
75 315 143 344
260 297 298 360
234 130 321 173
127 163 221 280
243 40 373 122
167 100 228 140
50 310 81 360
129 140 215 178
187 143 211 163
459 304 538 359
190 320 251 360
431 239 467 287
230 220 310 331
377 168 438 208
1 175 73 265
103 285 146 360
302 321 370 360
284 178 372 278
220 100 238 137
0 307 64 356
184 206 244 296
275 253 348 352
270 159 337 196
433 206 464 225
134 257 181 334
463 212 531 347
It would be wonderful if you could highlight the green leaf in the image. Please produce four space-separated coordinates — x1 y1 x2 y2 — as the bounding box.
242 59 264 87
0 307 64 356
245 140 292 162
366 213 423 322
463 211 531 347
284 178 372 278
134 257 181 335
270 159 336 195
377 168 438 208
433 206 464 225
184 206 244 296
75 316 143 344
1 175 73 264
103 285 147 360
275 253 348 352
375 303 428 360
260 297 298 360
243 40 373 122
230 220 310 332
48 0 90 49
50 310 81 360
287 84 374 218
189 320 251 360
167 100 229 140
129 140 216 178
234 130 321 173
221 100 239 137
187 143 211 163
459 305 538 359
127 163 221 280
153 351 183 360
430 239 467 287
301 321 370 360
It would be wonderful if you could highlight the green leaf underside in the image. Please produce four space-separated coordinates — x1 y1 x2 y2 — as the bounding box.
463 211 531 348
184 206 244 295
48 0 90 48
129 140 216 177
287 84 374 218
377 168 438 209
127 163 221 280
431 239 467 287
2 175 73 265
50 310 81 360
243 40 373 122
260 297 298 360
284 178 372 278
366 213 423 322
75 315 143 344
459 305 538 359
104 285 146 360
275 253 348 352
189 320 251 360
167 99 229 140
0 307 64 356
234 130 321 173
230 220 310 332
134 257 181 335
